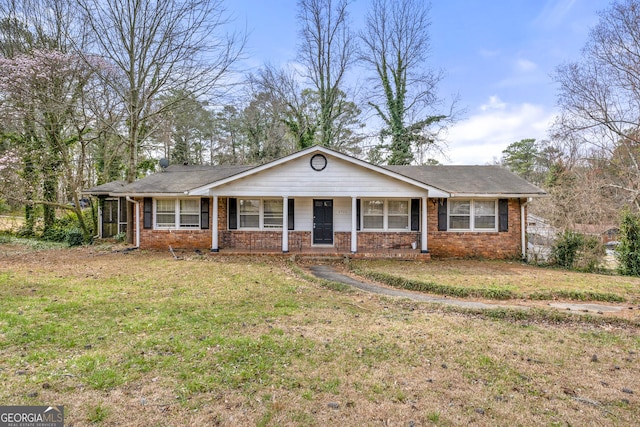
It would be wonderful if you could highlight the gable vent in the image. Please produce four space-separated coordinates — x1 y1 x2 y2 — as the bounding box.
310 154 327 171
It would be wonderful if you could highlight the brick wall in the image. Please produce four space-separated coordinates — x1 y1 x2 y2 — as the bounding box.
137 197 213 250
426 198 523 259
135 196 525 258
356 232 420 251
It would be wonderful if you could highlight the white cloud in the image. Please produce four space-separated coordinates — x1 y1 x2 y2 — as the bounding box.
515 58 537 72
445 96 556 165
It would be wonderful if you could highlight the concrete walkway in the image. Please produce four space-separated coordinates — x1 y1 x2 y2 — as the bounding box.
308 265 627 315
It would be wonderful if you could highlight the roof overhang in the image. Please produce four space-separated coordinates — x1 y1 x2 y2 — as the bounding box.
449 193 547 198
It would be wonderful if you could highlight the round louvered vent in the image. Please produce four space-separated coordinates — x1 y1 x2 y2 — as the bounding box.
310 154 327 171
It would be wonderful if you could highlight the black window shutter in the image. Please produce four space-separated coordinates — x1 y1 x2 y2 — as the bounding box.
288 198 295 230
411 199 420 231
498 199 509 232
200 198 210 229
143 198 153 229
437 199 448 231
228 198 237 229
356 199 361 231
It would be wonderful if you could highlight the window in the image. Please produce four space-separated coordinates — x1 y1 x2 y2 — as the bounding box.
474 200 496 229
179 199 200 228
363 200 383 229
239 199 259 228
388 200 409 230
263 199 283 229
448 199 496 231
156 199 176 228
155 199 202 229
362 199 410 231
449 200 470 229
238 199 283 229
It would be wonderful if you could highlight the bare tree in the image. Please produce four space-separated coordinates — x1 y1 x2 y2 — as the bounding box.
297 0 356 148
553 0 640 210
77 0 244 182
76 0 244 242
249 65 318 151
359 0 452 165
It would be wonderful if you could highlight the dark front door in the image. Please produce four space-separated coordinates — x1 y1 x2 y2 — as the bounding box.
313 199 333 244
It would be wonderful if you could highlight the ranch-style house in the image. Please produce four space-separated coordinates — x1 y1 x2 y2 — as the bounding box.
86 146 546 260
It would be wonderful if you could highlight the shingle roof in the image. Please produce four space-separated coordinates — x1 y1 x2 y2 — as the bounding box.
90 165 253 195
85 153 545 197
384 165 546 196
83 180 128 195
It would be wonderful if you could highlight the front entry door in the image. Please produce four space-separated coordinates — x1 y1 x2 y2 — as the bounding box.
313 200 333 244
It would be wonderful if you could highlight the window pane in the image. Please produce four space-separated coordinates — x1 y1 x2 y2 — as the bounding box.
239 199 259 213
388 200 408 215
363 216 383 229
388 216 408 229
157 214 175 227
363 200 383 215
450 216 470 229
474 201 495 216
180 214 200 227
240 215 259 228
450 200 470 215
475 216 495 229
156 199 175 213
264 199 283 228
180 199 199 213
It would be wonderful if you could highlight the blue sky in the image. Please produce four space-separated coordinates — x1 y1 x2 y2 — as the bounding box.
228 0 610 164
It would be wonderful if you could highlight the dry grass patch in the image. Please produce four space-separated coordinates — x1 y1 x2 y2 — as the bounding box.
351 259 640 303
0 243 639 426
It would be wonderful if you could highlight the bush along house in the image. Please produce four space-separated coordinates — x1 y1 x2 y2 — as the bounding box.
85 146 546 260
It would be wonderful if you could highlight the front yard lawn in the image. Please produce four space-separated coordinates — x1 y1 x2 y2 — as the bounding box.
0 243 638 425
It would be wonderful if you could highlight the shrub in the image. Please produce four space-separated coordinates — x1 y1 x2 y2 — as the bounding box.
551 231 583 269
616 210 640 276
41 210 92 246
551 230 605 272
65 228 84 247
41 225 68 242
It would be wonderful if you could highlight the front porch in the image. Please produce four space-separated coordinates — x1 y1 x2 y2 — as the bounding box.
218 229 429 260
209 246 431 261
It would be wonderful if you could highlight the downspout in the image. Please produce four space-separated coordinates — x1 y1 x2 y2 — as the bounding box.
126 197 140 248
521 198 532 261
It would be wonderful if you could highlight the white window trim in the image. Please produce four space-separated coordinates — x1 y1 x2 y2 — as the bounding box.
237 198 284 230
154 198 201 230
448 199 498 232
361 199 411 232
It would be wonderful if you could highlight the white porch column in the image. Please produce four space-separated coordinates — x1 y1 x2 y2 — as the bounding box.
98 201 103 238
282 196 289 253
211 195 219 252
351 196 358 253
421 195 428 253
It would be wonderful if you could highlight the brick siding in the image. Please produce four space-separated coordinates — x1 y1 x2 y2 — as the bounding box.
426 198 524 259
135 197 525 258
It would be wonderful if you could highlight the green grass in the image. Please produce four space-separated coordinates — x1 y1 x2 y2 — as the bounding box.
0 246 638 425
